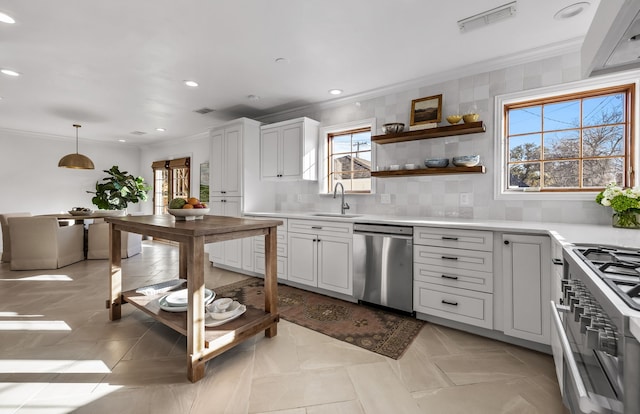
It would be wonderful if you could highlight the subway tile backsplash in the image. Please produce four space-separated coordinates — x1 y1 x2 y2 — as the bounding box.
261 51 612 225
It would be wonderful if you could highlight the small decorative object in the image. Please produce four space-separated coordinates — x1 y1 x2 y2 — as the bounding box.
168 197 209 220
404 163 418 170
425 158 449 168
68 207 93 216
452 155 480 167
595 183 640 229
446 115 462 124
381 123 405 134
410 94 442 130
87 165 151 210
462 113 480 123
389 164 401 171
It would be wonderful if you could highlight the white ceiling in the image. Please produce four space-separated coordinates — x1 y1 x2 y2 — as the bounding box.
0 0 600 145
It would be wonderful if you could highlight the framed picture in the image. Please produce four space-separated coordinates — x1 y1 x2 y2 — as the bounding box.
410 94 442 126
199 161 209 201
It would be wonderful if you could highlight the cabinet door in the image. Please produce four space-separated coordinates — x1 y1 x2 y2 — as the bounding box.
261 128 280 179
502 234 551 344
287 232 317 287
317 235 353 295
280 123 302 178
223 126 242 196
210 129 225 195
242 237 254 272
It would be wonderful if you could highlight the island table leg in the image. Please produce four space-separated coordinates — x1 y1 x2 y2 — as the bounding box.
108 225 123 321
264 226 278 338
186 236 206 382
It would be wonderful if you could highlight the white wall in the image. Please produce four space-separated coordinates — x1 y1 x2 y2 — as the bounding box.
0 129 141 248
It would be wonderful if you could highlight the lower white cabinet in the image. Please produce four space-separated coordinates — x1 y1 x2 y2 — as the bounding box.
414 281 493 329
502 233 551 345
287 219 353 296
206 197 242 268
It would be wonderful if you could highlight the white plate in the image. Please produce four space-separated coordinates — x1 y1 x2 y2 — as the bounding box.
159 289 215 312
206 300 242 319
205 304 246 327
165 288 213 306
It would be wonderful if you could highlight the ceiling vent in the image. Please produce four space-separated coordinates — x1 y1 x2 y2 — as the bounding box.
458 1 517 32
194 107 215 114
130 130 146 135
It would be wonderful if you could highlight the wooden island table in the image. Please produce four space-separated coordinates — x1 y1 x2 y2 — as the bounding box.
105 214 283 382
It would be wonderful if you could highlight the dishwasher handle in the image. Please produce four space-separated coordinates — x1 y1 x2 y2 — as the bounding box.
353 230 413 240
353 223 413 238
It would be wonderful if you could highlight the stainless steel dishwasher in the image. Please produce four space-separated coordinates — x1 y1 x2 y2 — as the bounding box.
352 223 414 314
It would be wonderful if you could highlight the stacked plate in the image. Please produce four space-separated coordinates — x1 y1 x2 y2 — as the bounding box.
204 299 247 327
159 288 215 312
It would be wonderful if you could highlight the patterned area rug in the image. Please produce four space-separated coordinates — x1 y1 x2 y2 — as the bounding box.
214 278 425 359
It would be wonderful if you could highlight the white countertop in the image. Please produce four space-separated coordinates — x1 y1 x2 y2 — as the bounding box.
244 211 640 249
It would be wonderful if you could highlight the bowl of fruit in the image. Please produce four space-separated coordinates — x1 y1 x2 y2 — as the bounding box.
168 197 209 220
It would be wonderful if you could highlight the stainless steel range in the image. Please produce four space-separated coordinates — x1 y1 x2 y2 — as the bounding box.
552 244 640 414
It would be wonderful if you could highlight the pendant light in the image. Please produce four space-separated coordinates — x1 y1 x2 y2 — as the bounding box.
58 124 95 169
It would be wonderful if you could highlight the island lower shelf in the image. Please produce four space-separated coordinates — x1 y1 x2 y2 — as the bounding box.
121 288 278 349
372 166 485 177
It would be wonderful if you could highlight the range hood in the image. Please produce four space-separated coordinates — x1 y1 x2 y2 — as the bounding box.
582 0 640 77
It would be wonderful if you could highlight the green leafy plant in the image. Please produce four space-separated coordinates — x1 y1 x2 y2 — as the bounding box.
88 166 151 210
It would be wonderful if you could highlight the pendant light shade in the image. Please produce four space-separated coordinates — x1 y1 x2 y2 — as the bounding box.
58 124 95 169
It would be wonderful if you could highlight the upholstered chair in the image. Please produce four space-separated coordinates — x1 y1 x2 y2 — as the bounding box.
87 221 142 259
8 216 85 270
0 212 32 263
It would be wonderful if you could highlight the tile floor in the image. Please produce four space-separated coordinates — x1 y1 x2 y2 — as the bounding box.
0 241 568 413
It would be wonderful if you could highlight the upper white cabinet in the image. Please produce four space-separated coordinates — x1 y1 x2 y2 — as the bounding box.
502 233 551 345
210 118 261 197
260 117 319 181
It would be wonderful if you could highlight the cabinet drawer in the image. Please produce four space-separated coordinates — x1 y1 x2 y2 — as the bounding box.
254 238 288 257
414 227 493 251
414 263 493 293
255 252 287 280
414 245 492 272
414 281 493 329
288 219 353 237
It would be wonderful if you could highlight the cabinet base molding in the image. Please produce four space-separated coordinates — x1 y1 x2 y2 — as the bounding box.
415 312 552 355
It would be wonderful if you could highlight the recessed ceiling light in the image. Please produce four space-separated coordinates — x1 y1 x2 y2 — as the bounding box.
118 139 126 143
184 80 199 87
329 89 343 95
554 2 590 20
0 12 15 24
156 128 166 132
1 69 20 77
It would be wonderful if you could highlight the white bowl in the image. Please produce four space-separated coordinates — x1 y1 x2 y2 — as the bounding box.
211 297 233 311
168 208 210 220
404 163 418 170
389 164 400 171
452 155 480 167
206 300 243 320
68 209 93 216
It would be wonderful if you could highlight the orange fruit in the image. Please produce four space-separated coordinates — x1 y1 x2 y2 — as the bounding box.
182 204 194 209
187 197 199 205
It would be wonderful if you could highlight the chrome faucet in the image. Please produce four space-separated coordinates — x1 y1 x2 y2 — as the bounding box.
333 182 350 215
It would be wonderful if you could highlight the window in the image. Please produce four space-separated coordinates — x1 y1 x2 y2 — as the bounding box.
327 127 372 193
496 77 637 199
151 157 190 214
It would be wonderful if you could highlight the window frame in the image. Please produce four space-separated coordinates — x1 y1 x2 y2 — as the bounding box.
494 73 639 201
319 118 377 195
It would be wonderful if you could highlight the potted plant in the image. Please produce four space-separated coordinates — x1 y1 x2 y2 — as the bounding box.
88 165 151 211
595 182 640 228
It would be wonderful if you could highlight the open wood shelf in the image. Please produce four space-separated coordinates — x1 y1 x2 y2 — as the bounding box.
122 288 278 348
372 165 486 177
372 121 485 144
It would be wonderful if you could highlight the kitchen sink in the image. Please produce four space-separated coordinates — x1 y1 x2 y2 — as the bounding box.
310 213 362 218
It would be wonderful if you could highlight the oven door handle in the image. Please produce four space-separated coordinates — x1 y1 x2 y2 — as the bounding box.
550 301 611 414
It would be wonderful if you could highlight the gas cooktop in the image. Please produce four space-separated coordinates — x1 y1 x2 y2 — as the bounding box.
574 245 640 311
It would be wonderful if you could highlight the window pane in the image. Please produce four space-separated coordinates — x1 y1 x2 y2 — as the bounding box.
508 106 541 135
331 135 351 154
331 174 352 191
544 100 580 130
351 132 371 152
544 161 578 187
509 134 541 161
509 163 540 188
543 130 579 159
583 94 624 127
331 155 351 178
582 158 624 187
582 125 624 157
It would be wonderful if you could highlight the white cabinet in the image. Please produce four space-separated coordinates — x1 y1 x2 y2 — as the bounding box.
210 123 242 197
287 219 353 296
253 219 288 280
413 227 494 329
206 197 242 268
502 233 551 345
260 117 319 181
